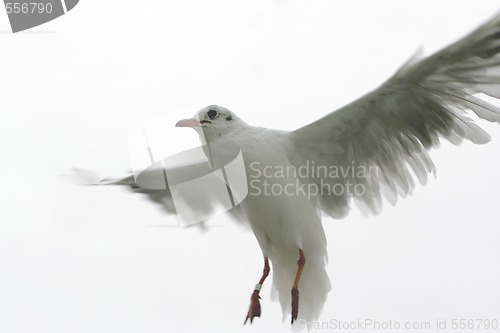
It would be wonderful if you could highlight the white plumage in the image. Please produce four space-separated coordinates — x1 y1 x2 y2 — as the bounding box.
80 13 500 325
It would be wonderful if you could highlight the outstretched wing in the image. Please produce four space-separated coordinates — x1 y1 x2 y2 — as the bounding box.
73 159 246 228
287 13 500 218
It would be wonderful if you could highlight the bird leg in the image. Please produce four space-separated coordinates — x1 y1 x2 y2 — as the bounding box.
244 257 270 324
291 249 305 324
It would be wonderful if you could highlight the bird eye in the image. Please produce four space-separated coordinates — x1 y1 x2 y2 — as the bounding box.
207 109 218 119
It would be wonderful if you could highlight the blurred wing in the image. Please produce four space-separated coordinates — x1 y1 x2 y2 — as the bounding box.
73 161 247 228
288 13 500 218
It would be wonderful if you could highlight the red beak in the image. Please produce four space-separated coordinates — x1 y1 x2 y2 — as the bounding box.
175 119 201 127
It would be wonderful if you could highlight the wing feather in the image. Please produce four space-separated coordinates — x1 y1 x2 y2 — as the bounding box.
73 162 246 228
287 13 500 218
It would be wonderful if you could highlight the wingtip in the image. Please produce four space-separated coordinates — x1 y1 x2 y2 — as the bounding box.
70 167 104 185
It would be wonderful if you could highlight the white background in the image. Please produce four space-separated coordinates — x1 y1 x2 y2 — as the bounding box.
1 1 500 332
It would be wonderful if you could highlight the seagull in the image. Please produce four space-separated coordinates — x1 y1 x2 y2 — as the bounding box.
80 13 500 325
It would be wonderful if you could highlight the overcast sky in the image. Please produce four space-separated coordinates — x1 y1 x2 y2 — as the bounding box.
1 1 500 333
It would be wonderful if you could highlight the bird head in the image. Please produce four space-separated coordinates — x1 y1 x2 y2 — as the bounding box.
175 105 242 141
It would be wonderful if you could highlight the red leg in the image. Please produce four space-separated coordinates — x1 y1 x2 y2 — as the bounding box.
291 249 305 324
244 257 270 324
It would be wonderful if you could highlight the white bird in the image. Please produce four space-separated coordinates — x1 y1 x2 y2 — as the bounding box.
81 13 500 325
